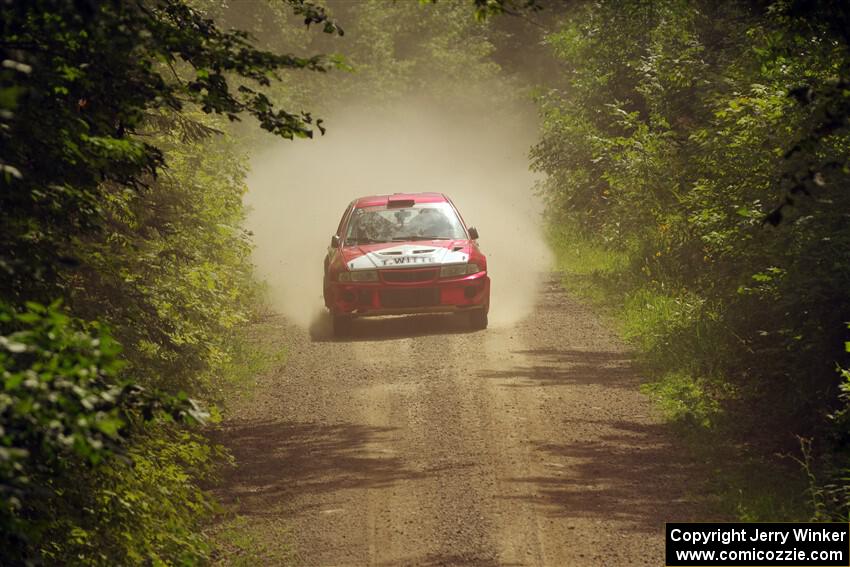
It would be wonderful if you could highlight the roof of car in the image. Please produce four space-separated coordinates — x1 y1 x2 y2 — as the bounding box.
354 192 448 208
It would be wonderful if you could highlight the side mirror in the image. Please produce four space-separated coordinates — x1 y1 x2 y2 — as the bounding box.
468 226 479 240
330 234 340 247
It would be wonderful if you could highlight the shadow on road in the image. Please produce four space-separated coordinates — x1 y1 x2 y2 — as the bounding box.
310 311 476 343
478 348 637 389
211 419 429 515
501 419 708 533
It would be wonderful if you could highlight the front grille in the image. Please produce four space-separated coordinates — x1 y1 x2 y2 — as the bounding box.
379 288 440 308
381 268 439 283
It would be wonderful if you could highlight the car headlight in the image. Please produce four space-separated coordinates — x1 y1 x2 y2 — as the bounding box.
440 263 482 278
341 270 378 282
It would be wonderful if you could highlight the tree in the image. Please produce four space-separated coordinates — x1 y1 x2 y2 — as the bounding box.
534 0 850 518
0 1 343 562
0 0 341 301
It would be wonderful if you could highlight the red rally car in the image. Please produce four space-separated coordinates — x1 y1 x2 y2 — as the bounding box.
323 192 490 336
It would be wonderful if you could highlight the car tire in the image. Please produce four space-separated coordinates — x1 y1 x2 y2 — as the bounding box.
469 309 488 330
332 314 353 337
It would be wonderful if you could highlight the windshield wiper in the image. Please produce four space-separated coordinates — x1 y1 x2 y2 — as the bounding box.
393 236 452 241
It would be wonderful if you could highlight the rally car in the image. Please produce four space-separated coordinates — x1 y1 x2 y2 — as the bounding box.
323 192 490 336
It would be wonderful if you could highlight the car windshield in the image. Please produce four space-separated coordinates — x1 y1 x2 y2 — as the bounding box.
345 202 466 244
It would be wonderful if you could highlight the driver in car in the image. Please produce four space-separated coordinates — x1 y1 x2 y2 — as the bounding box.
406 207 451 238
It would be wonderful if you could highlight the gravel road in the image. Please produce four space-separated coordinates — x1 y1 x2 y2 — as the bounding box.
214 275 708 566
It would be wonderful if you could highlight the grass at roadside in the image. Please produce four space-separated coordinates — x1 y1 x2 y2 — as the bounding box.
208 514 297 567
546 223 631 306
215 309 289 412
547 222 810 521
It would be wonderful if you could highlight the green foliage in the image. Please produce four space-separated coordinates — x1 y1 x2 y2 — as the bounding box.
0 0 340 299
0 0 340 563
536 0 850 518
81 427 226 565
0 107 267 564
547 222 630 303
460 0 543 22
30 426 225 564
297 0 511 108
67 110 259 397
209 514 295 566
0 301 207 563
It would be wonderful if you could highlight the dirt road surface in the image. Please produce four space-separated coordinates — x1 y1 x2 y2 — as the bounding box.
214 276 709 566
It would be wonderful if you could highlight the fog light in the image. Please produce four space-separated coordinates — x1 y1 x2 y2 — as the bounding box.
464 286 478 299
350 270 378 282
342 290 356 302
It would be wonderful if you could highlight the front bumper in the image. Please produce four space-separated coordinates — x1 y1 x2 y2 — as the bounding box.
326 270 490 318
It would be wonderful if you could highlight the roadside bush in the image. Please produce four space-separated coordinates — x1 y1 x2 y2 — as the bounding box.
0 301 213 564
536 0 850 518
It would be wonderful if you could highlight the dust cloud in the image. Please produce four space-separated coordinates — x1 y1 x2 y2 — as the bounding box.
244 100 552 330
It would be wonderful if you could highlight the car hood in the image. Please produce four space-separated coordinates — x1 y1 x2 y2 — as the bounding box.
341 240 472 270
